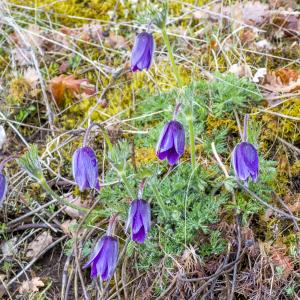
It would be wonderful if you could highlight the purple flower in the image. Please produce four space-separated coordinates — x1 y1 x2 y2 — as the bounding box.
72 146 100 191
131 32 154 72
232 142 259 183
0 173 7 206
83 235 118 281
156 120 185 165
126 199 151 243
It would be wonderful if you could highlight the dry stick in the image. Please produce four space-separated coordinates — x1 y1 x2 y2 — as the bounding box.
7 198 58 226
6 235 67 287
8 222 60 232
64 266 75 300
189 245 232 300
61 251 73 300
277 136 300 156
239 183 300 222
273 193 300 256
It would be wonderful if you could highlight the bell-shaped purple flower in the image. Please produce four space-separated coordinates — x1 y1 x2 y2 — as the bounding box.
0 173 7 206
72 146 100 191
232 142 259 183
131 32 154 72
156 120 185 165
126 199 151 244
83 235 118 281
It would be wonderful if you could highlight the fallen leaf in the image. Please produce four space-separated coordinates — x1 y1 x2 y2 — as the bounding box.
270 247 293 278
255 39 273 50
263 68 300 93
1 237 18 257
108 32 128 49
241 1 269 25
63 195 90 218
19 277 44 294
23 67 39 89
61 219 78 236
48 75 95 106
253 68 267 83
228 63 252 78
26 231 53 258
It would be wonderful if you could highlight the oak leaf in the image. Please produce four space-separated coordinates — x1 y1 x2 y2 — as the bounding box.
26 231 53 258
48 75 95 105
19 277 44 294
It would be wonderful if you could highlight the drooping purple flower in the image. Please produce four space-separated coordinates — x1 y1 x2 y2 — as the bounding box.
72 146 100 191
0 173 7 206
126 199 151 244
83 235 118 281
156 120 185 165
232 142 259 183
131 32 154 72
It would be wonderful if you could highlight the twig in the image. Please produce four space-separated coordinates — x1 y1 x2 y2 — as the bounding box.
5 235 67 287
8 222 60 232
239 183 300 222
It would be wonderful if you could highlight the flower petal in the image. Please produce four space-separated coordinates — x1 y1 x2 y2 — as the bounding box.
0 174 7 206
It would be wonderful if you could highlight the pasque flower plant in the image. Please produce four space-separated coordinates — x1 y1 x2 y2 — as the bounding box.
126 199 151 243
131 32 155 72
84 215 119 281
232 115 259 183
72 124 100 191
156 105 185 165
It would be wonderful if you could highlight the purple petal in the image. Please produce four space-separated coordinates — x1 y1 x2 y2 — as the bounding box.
167 150 180 165
104 237 118 280
72 148 86 191
0 173 7 206
172 121 185 156
83 238 105 269
240 142 259 175
133 226 146 243
139 200 151 236
81 147 99 190
125 200 138 233
232 142 259 182
156 122 173 155
131 32 154 72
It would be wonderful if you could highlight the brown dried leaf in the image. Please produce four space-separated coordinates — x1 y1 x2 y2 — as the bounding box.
19 277 44 294
48 75 95 105
26 231 53 258
108 32 128 49
63 195 90 218
61 219 78 236
263 68 300 93
270 247 294 278
228 63 252 78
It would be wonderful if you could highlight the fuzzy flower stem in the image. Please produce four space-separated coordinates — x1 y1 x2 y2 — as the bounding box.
150 183 167 217
138 178 146 199
82 123 95 147
243 114 249 142
119 170 135 200
173 102 182 120
161 26 196 170
107 213 118 236
161 25 183 88
41 178 89 213
188 114 196 170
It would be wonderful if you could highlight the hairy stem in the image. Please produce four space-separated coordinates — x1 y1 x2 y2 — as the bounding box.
161 26 183 88
188 114 196 170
